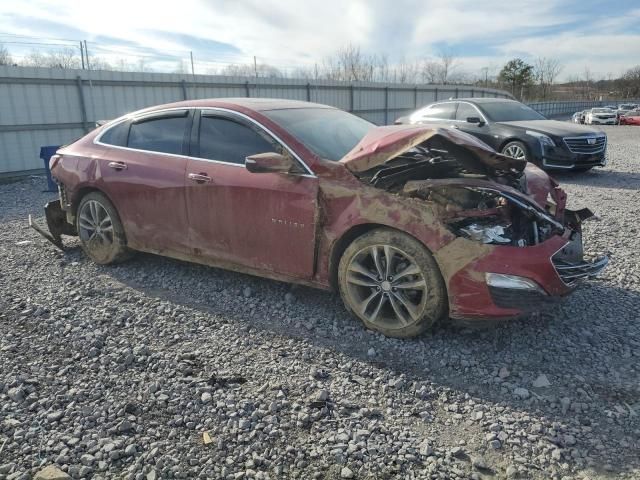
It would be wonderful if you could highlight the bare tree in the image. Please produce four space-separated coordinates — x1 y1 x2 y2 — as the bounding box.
582 67 593 98
22 47 81 69
395 57 420 84
436 51 457 84
420 60 441 84
320 44 390 82
219 62 283 78
0 43 12 66
173 60 188 74
87 56 113 71
533 57 563 100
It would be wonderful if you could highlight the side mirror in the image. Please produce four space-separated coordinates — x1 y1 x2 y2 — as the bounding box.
245 152 295 174
467 116 485 126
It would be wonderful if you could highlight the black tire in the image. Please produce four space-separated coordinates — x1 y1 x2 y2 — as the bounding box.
501 141 529 162
76 191 132 264
337 228 447 338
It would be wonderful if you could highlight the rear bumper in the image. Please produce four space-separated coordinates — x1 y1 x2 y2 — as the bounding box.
29 199 76 249
446 231 608 321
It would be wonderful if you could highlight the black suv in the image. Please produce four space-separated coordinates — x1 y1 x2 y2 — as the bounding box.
395 98 607 171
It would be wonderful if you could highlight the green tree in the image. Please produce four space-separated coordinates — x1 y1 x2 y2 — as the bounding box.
499 58 534 98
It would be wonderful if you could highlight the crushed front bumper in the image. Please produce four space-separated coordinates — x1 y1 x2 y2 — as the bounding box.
29 199 76 250
445 231 608 320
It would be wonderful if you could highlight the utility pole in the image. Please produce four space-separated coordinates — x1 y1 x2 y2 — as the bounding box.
254 55 259 96
190 51 195 77
84 40 90 70
79 41 85 69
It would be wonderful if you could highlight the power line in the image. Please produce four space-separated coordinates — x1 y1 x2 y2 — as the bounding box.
0 32 80 43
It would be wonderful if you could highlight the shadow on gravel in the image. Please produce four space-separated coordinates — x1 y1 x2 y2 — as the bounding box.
551 169 640 190
67 246 640 475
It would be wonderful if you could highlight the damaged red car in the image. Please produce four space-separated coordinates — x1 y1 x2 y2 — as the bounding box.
35 99 607 338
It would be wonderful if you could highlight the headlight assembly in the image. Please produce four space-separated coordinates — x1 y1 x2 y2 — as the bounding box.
526 130 556 148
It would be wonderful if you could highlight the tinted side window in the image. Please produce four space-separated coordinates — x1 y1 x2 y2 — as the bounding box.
100 122 129 146
421 103 456 120
456 103 480 121
128 115 187 155
199 116 275 164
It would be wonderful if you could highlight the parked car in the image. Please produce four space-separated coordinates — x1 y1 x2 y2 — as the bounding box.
616 104 638 124
619 109 640 125
571 111 587 124
33 99 607 338
585 108 617 125
395 98 607 171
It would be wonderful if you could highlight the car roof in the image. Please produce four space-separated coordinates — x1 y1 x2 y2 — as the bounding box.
136 97 335 114
439 97 517 104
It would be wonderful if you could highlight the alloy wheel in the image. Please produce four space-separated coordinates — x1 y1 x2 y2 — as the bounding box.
345 244 428 328
78 200 114 248
503 144 526 160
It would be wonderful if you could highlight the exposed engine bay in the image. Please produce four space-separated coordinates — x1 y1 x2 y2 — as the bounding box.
355 135 587 247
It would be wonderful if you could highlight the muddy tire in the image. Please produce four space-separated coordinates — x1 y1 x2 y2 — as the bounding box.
76 191 131 265
501 141 529 162
338 228 447 338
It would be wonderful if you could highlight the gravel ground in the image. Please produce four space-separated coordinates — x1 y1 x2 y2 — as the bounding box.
1 126 639 480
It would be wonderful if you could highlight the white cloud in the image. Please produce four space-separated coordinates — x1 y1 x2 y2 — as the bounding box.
0 0 638 79
410 0 570 46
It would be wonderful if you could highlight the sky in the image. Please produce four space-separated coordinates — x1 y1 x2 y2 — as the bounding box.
1 0 639 80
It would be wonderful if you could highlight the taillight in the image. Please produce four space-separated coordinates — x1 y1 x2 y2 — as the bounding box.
49 154 61 170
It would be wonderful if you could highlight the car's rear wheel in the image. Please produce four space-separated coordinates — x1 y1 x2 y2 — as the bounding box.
337 228 447 338
76 191 131 264
501 141 528 161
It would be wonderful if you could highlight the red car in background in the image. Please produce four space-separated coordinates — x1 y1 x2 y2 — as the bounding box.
34 99 607 338
619 110 640 125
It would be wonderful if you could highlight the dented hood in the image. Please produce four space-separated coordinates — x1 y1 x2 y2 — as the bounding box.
340 125 527 174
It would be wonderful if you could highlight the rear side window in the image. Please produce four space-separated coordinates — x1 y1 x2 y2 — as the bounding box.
455 103 480 121
198 116 275 164
419 103 457 120
100 122 129 147
128 114 188 155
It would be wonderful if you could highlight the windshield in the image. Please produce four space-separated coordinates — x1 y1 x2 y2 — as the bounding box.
262 107 376 161
480 102 546 122
592 108 612 113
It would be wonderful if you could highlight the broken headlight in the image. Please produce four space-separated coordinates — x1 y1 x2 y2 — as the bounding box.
445 187 563 247
460 224 511 244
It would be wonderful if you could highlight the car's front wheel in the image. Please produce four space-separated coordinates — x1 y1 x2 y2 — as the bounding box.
501 141 529 161
338 229 447 338
76 191 131 264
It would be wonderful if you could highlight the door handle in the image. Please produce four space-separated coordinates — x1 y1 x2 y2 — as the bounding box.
188 173 212 184
108 161 127 170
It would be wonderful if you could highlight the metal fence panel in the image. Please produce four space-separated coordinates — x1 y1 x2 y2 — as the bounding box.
3 65 632 175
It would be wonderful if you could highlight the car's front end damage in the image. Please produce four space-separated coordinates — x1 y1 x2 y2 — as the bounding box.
341 126 608 321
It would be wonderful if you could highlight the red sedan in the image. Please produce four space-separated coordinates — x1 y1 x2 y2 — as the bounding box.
619 110 640 125
36 99 607 338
